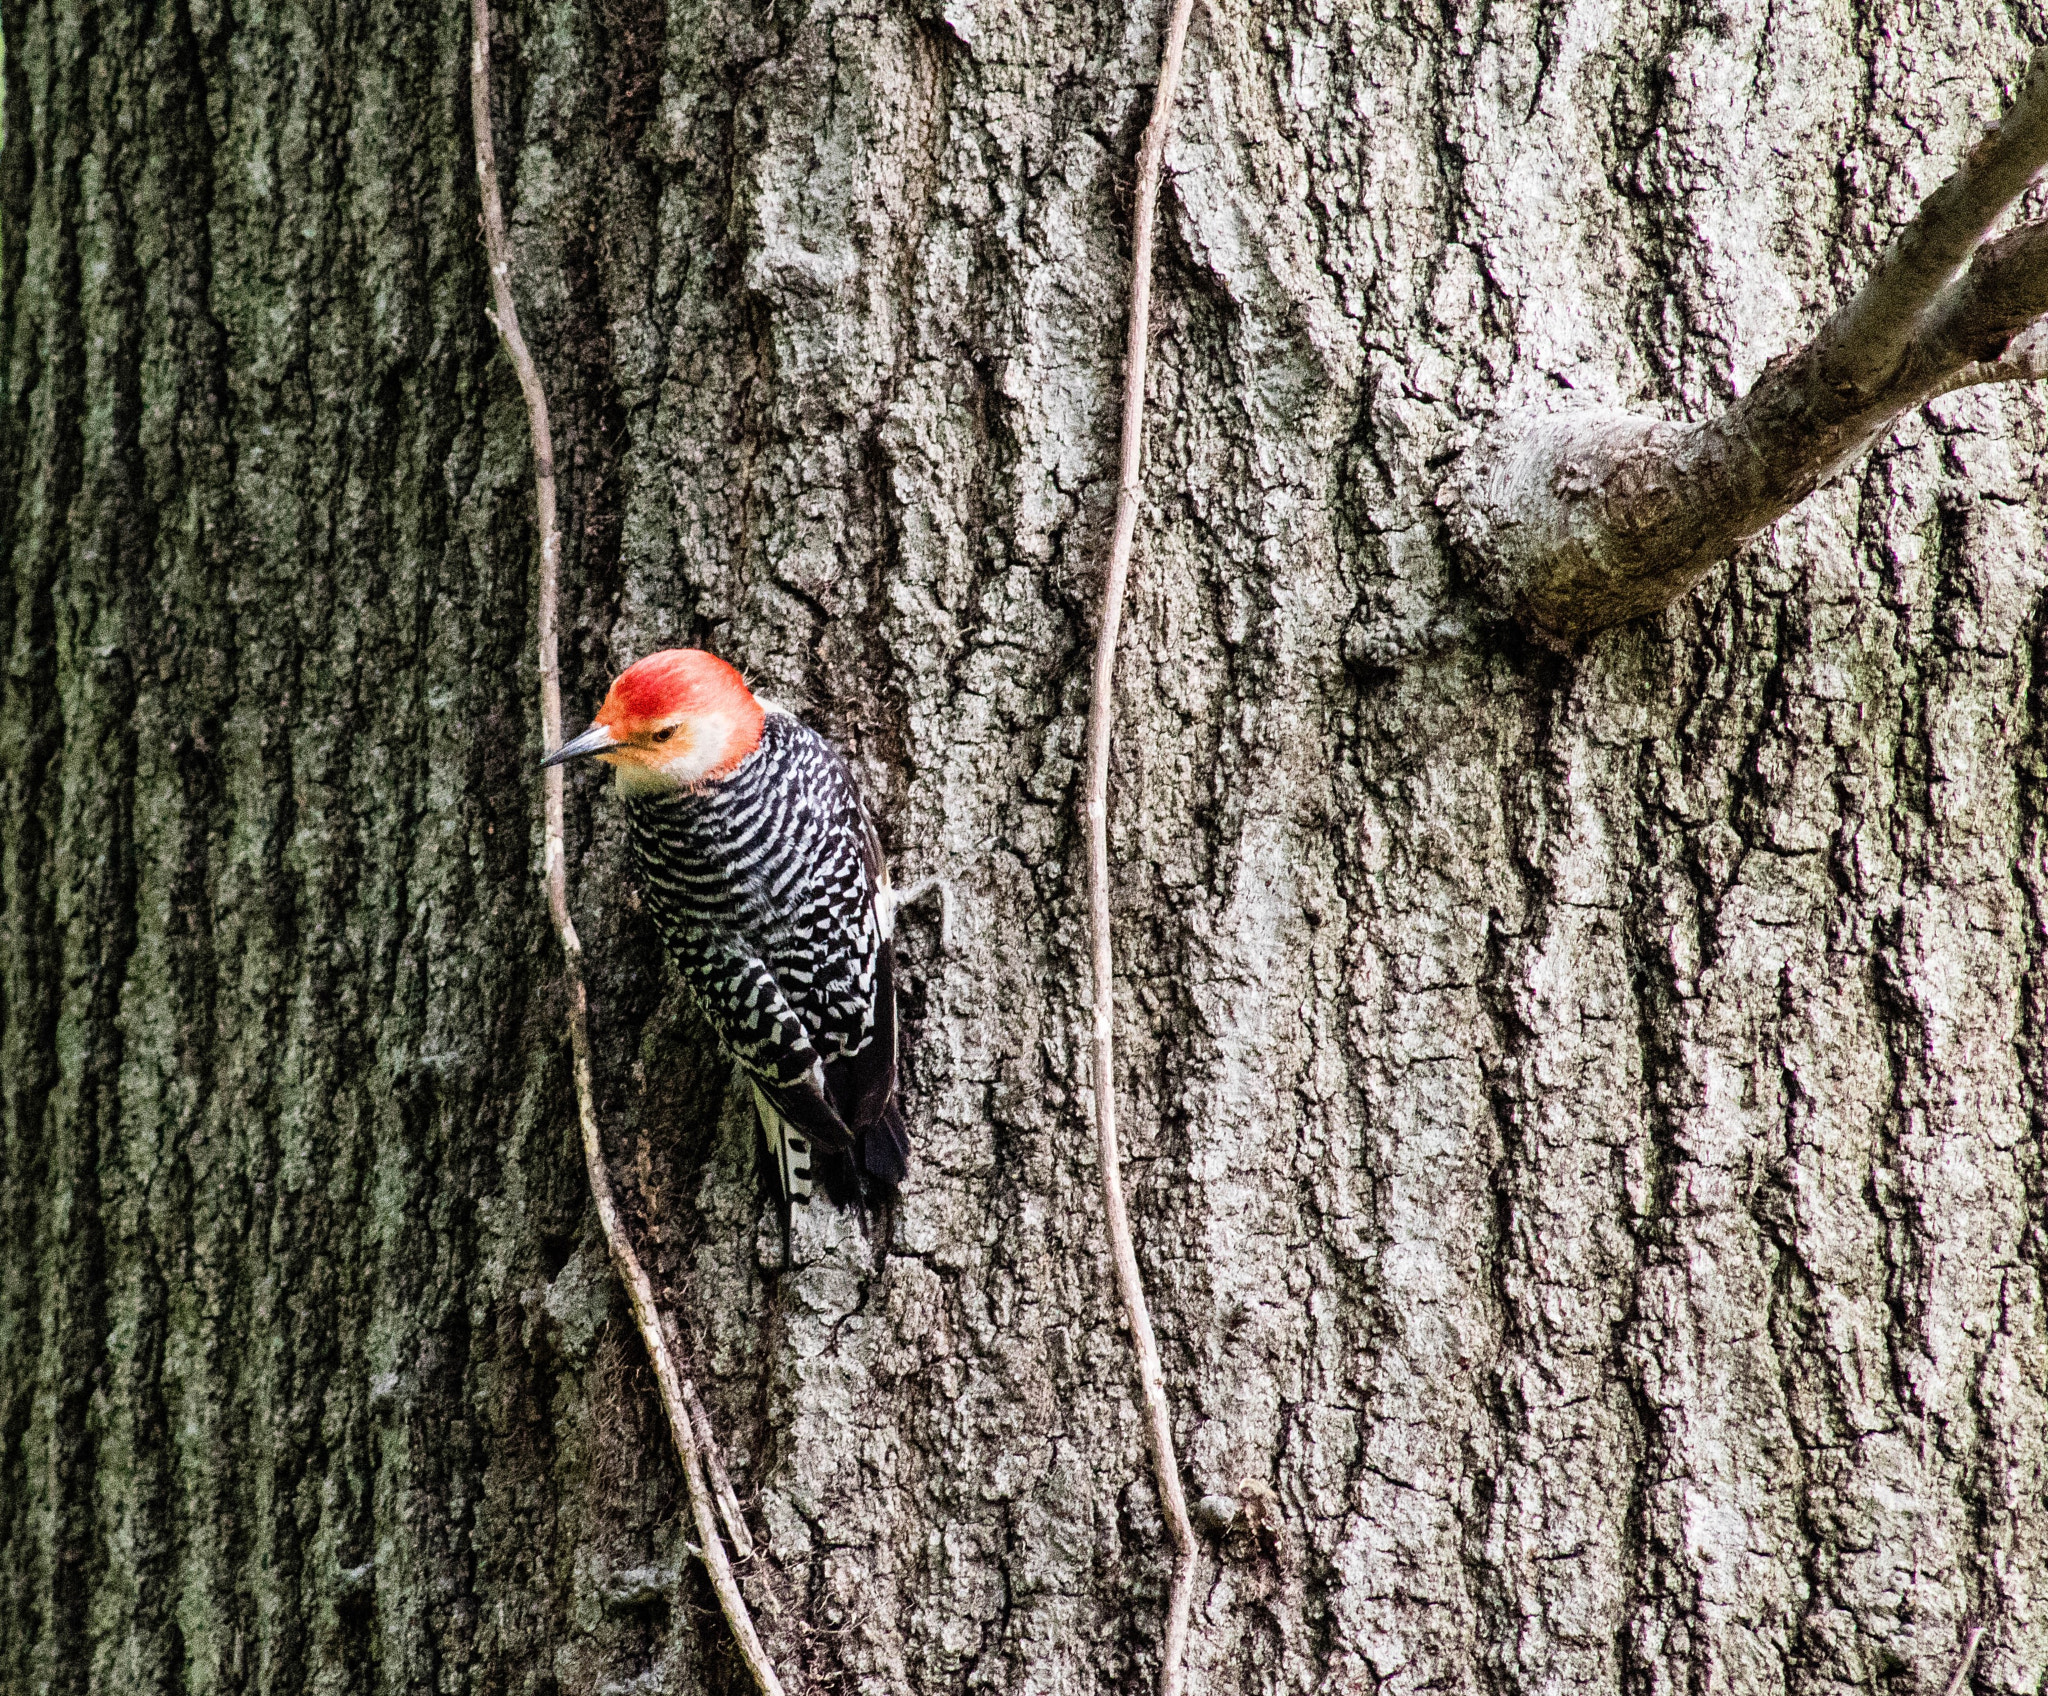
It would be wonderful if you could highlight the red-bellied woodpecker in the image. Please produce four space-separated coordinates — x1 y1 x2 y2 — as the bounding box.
544 649 907 1206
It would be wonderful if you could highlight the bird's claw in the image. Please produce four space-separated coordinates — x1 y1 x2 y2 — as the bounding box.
890 875 954 951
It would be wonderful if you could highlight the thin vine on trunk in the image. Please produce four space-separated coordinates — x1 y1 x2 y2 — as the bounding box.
468 5 786 1692
1083 0 1200 1690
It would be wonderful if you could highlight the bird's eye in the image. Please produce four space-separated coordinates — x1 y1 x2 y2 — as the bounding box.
652 727 676 743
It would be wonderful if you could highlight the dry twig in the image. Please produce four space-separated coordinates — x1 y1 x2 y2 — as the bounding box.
468 6 784 1692
1943 1626 1986 1696
1082 0 1199 1691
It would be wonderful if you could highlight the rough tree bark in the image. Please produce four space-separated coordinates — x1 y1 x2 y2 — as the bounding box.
4 3 2047 1696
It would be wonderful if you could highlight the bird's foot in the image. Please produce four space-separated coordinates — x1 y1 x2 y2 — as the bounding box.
890 874 955 951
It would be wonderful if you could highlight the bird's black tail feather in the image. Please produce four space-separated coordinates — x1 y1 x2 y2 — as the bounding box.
807 1103 907 1207
861 1103 910 1189
752 1081 907 1210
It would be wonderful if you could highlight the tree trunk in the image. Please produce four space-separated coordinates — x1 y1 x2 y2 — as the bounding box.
5 1 2046 1693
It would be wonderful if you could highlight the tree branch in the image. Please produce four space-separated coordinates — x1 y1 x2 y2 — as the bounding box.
1455 48 2048 642
1920 218 2048 368
1929 315 2048 396
468 6 786 1692
1083 1 1199 1691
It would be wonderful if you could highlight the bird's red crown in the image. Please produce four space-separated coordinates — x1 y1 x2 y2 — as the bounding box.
593 649 764 784
599 648 752 727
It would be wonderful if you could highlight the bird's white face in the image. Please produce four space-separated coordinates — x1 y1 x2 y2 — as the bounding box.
597 708 759 793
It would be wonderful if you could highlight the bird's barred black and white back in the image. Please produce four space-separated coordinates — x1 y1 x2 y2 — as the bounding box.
624 707 907 1206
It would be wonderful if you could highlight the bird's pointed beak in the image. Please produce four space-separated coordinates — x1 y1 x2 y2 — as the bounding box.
541 721 619 769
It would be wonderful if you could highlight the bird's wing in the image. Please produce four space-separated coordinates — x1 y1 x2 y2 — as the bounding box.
839 929 897 1128
821 934 903 1187
764 740 901 1182
830 786 902 1171
669 928 857 1190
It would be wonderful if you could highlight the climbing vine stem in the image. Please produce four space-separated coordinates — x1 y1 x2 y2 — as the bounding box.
1083 0 1199 1690
468 5 786 1692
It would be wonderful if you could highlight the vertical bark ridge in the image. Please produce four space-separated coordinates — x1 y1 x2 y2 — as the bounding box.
0 1 74 1686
